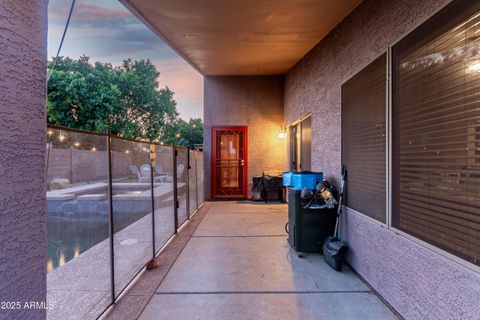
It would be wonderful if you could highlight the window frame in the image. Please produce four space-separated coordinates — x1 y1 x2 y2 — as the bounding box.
340 51 389 226
387 0 480 273
289 114 312 172
338 0 480 273
340 52 392 225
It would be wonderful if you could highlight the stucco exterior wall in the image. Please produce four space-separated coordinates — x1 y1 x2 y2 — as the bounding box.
284 0 480 319
204 76 286 199
343 209 480 320
0 1 48 319
285 0 453 185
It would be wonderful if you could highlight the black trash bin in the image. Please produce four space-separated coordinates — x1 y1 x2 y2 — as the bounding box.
287 188 336 253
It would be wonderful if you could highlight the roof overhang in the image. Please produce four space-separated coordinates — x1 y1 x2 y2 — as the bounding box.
120 0 362 75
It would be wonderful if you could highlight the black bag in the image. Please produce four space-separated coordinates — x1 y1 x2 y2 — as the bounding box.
322 236 348 271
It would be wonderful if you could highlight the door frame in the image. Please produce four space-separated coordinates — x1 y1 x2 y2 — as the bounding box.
211 126 248 199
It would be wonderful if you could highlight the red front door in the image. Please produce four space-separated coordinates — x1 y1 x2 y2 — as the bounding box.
211 126 248 199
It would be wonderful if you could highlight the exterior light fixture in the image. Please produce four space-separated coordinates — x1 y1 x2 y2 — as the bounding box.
47 130 54 136
58 134 66 142
278 125 286 139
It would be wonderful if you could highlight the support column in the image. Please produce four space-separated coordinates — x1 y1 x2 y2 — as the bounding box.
0 1 48 319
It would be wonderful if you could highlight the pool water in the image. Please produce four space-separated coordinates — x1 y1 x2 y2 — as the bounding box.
47 211 149 272
81 187 149 197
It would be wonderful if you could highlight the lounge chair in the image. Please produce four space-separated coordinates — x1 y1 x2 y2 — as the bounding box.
164 164 185 183
130 164 167 183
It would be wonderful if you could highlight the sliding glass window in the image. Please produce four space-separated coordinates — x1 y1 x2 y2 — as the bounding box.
392 0 480 267
342 54 387 223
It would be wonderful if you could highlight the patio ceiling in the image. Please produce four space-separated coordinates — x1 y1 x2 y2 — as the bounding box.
120 0 362 75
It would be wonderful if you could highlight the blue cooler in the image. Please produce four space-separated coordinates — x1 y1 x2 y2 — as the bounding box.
282 171 294 187
291 172 323 190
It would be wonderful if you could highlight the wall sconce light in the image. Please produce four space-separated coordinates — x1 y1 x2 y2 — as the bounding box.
278 125 286 139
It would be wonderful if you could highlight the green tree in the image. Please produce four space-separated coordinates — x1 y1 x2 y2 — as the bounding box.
115 59 179 140
47 56 122 133
161 118 203 148
47 56 180 141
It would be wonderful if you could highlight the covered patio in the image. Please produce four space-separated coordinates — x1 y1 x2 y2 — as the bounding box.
2 0 480 319
104 202 397 320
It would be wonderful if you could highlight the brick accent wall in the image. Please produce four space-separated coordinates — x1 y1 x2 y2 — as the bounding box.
204 76 286 199
0 1 48 319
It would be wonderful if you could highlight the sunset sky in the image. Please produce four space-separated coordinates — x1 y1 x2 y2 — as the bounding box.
47 0 203 120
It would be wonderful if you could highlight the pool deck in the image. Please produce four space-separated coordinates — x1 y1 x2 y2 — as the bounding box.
103 201 398 320
47 182 186 217
46 183 186 320
47 210 161 320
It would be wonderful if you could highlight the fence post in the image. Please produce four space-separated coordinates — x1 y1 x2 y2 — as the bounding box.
106 130 116 303
172 146 179 232
195 150 199 210
150 144 156 256
186 147 191 218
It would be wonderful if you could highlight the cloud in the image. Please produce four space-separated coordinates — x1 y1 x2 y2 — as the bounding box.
115 29 161 44
50 2 135 29
49 1 177 59
47 0 204 120
154 58 204 119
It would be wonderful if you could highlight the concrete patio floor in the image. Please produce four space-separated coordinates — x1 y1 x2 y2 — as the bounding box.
105 201 398 320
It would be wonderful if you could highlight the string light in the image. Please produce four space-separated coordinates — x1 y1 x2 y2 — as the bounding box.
58 134 66 142
74 142 80 147
47 130 54 136
91 146 96 152
176 133 180 138
125 150 130 154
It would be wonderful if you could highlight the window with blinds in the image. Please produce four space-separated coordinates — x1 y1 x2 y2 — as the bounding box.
392 0 480 267
342 53 387 223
